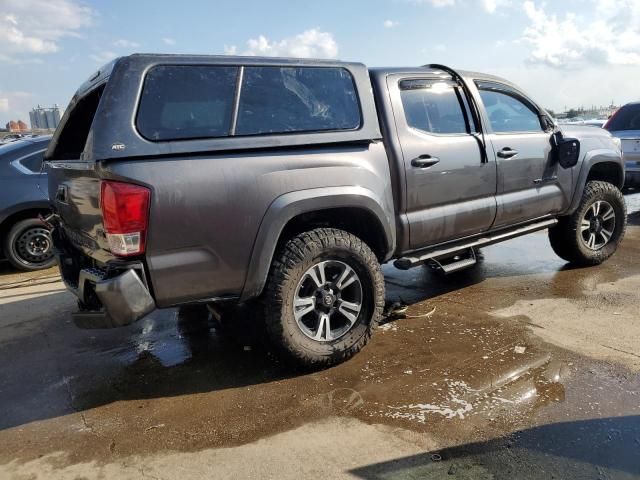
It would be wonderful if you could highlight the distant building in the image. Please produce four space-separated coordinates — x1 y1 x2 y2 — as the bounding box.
29 105 62 130
6 120 29 132
557 103 619 121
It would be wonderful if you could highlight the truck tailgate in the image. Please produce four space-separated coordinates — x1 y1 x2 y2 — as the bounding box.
47 161 109 260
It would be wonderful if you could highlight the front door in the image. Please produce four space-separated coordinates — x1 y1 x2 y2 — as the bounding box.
389 75 497 249
476 82 564 227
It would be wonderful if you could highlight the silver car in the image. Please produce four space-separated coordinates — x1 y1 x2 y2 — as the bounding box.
605 102 640 187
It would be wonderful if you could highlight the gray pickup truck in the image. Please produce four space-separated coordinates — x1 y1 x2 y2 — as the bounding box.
46 55 626 368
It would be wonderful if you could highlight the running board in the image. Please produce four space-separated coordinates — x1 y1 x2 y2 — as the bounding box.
394 218 558 270
429 248 477 274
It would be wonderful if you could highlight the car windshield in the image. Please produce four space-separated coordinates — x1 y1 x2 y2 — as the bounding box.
605 104 640 132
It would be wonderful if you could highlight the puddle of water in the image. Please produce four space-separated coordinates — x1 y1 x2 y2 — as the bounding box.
373 347 567 424
492 274 640 371
1 194 639 466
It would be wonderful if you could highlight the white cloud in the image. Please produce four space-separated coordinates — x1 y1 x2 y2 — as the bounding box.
481 0 510 13
434 44 447 51
428 0 456 6
522 0 640 68
224 28 338 59
409 0 509 12
114 39 140 48
162 37 176 46
384 20 400 28
0 0 93 61
0 90 34 121
89 51 117 64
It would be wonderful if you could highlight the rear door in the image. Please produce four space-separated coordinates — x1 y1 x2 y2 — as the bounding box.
476 82 563 227
16 143 48 199
0 141 48 219
388 75 497 249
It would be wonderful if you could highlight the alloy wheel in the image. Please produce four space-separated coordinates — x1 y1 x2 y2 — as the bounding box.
580 200 616 250
293 260 363 342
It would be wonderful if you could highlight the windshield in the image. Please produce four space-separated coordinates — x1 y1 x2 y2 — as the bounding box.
605 103 640 132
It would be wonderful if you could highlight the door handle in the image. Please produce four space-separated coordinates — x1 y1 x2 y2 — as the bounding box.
497 147 518 159
411 155 440 168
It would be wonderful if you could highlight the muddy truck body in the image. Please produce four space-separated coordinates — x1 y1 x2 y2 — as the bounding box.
46 55 626 367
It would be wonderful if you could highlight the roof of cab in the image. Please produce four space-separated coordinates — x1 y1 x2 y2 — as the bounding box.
368 65 517 87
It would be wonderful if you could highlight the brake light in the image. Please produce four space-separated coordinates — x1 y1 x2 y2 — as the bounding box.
100 181 150 256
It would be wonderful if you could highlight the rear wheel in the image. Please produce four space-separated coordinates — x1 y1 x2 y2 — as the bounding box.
548 181 626 266
4 218 55 271
264 228 384 368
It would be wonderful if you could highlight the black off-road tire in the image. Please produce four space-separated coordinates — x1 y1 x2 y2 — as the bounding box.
264 228 385 369
4 218 55 271
548 181 626 266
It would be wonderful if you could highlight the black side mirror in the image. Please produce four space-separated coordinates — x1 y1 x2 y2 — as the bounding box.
541 115 555 131
552 132 580 169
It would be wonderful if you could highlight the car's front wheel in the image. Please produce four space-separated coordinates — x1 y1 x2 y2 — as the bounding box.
548 181 626 266
4 218 55 271
264 228 384 368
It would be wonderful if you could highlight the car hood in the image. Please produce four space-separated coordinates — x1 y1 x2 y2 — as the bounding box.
607 129 640 139
560 125 614 140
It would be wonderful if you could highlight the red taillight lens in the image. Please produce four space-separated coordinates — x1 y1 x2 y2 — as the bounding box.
100 181 150 256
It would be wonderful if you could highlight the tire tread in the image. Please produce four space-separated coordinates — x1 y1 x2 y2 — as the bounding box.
263 228 384 368
548 181 626 266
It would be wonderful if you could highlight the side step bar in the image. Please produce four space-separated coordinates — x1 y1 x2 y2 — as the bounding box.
394 218 558 270
428 248 477 274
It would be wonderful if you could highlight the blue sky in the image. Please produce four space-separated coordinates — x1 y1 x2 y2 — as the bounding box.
1 0 640 124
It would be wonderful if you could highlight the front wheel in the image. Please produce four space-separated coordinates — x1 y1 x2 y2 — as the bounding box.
4 218 55 271
549 181 627 266
264 228 385 369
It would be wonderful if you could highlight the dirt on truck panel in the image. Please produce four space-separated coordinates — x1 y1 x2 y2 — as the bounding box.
0 192 639 479
47 56 626 370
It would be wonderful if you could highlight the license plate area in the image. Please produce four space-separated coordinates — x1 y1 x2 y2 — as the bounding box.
623 139 640 153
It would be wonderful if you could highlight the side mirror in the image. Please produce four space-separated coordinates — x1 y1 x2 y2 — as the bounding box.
541 115 555 131
552 132 580 169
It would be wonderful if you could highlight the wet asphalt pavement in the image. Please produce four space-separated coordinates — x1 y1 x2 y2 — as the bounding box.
1 193 640 479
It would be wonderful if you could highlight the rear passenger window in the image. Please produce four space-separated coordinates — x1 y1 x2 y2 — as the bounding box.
236 67 361 135
137 66 239 141
399 79 469 135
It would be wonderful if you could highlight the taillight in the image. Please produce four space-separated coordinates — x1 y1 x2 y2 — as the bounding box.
100 180 150 256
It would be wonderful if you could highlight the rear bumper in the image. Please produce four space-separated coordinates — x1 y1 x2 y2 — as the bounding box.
53 227 155 328
72 267 155 328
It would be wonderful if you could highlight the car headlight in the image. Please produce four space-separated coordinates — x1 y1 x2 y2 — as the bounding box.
612 136 622 152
